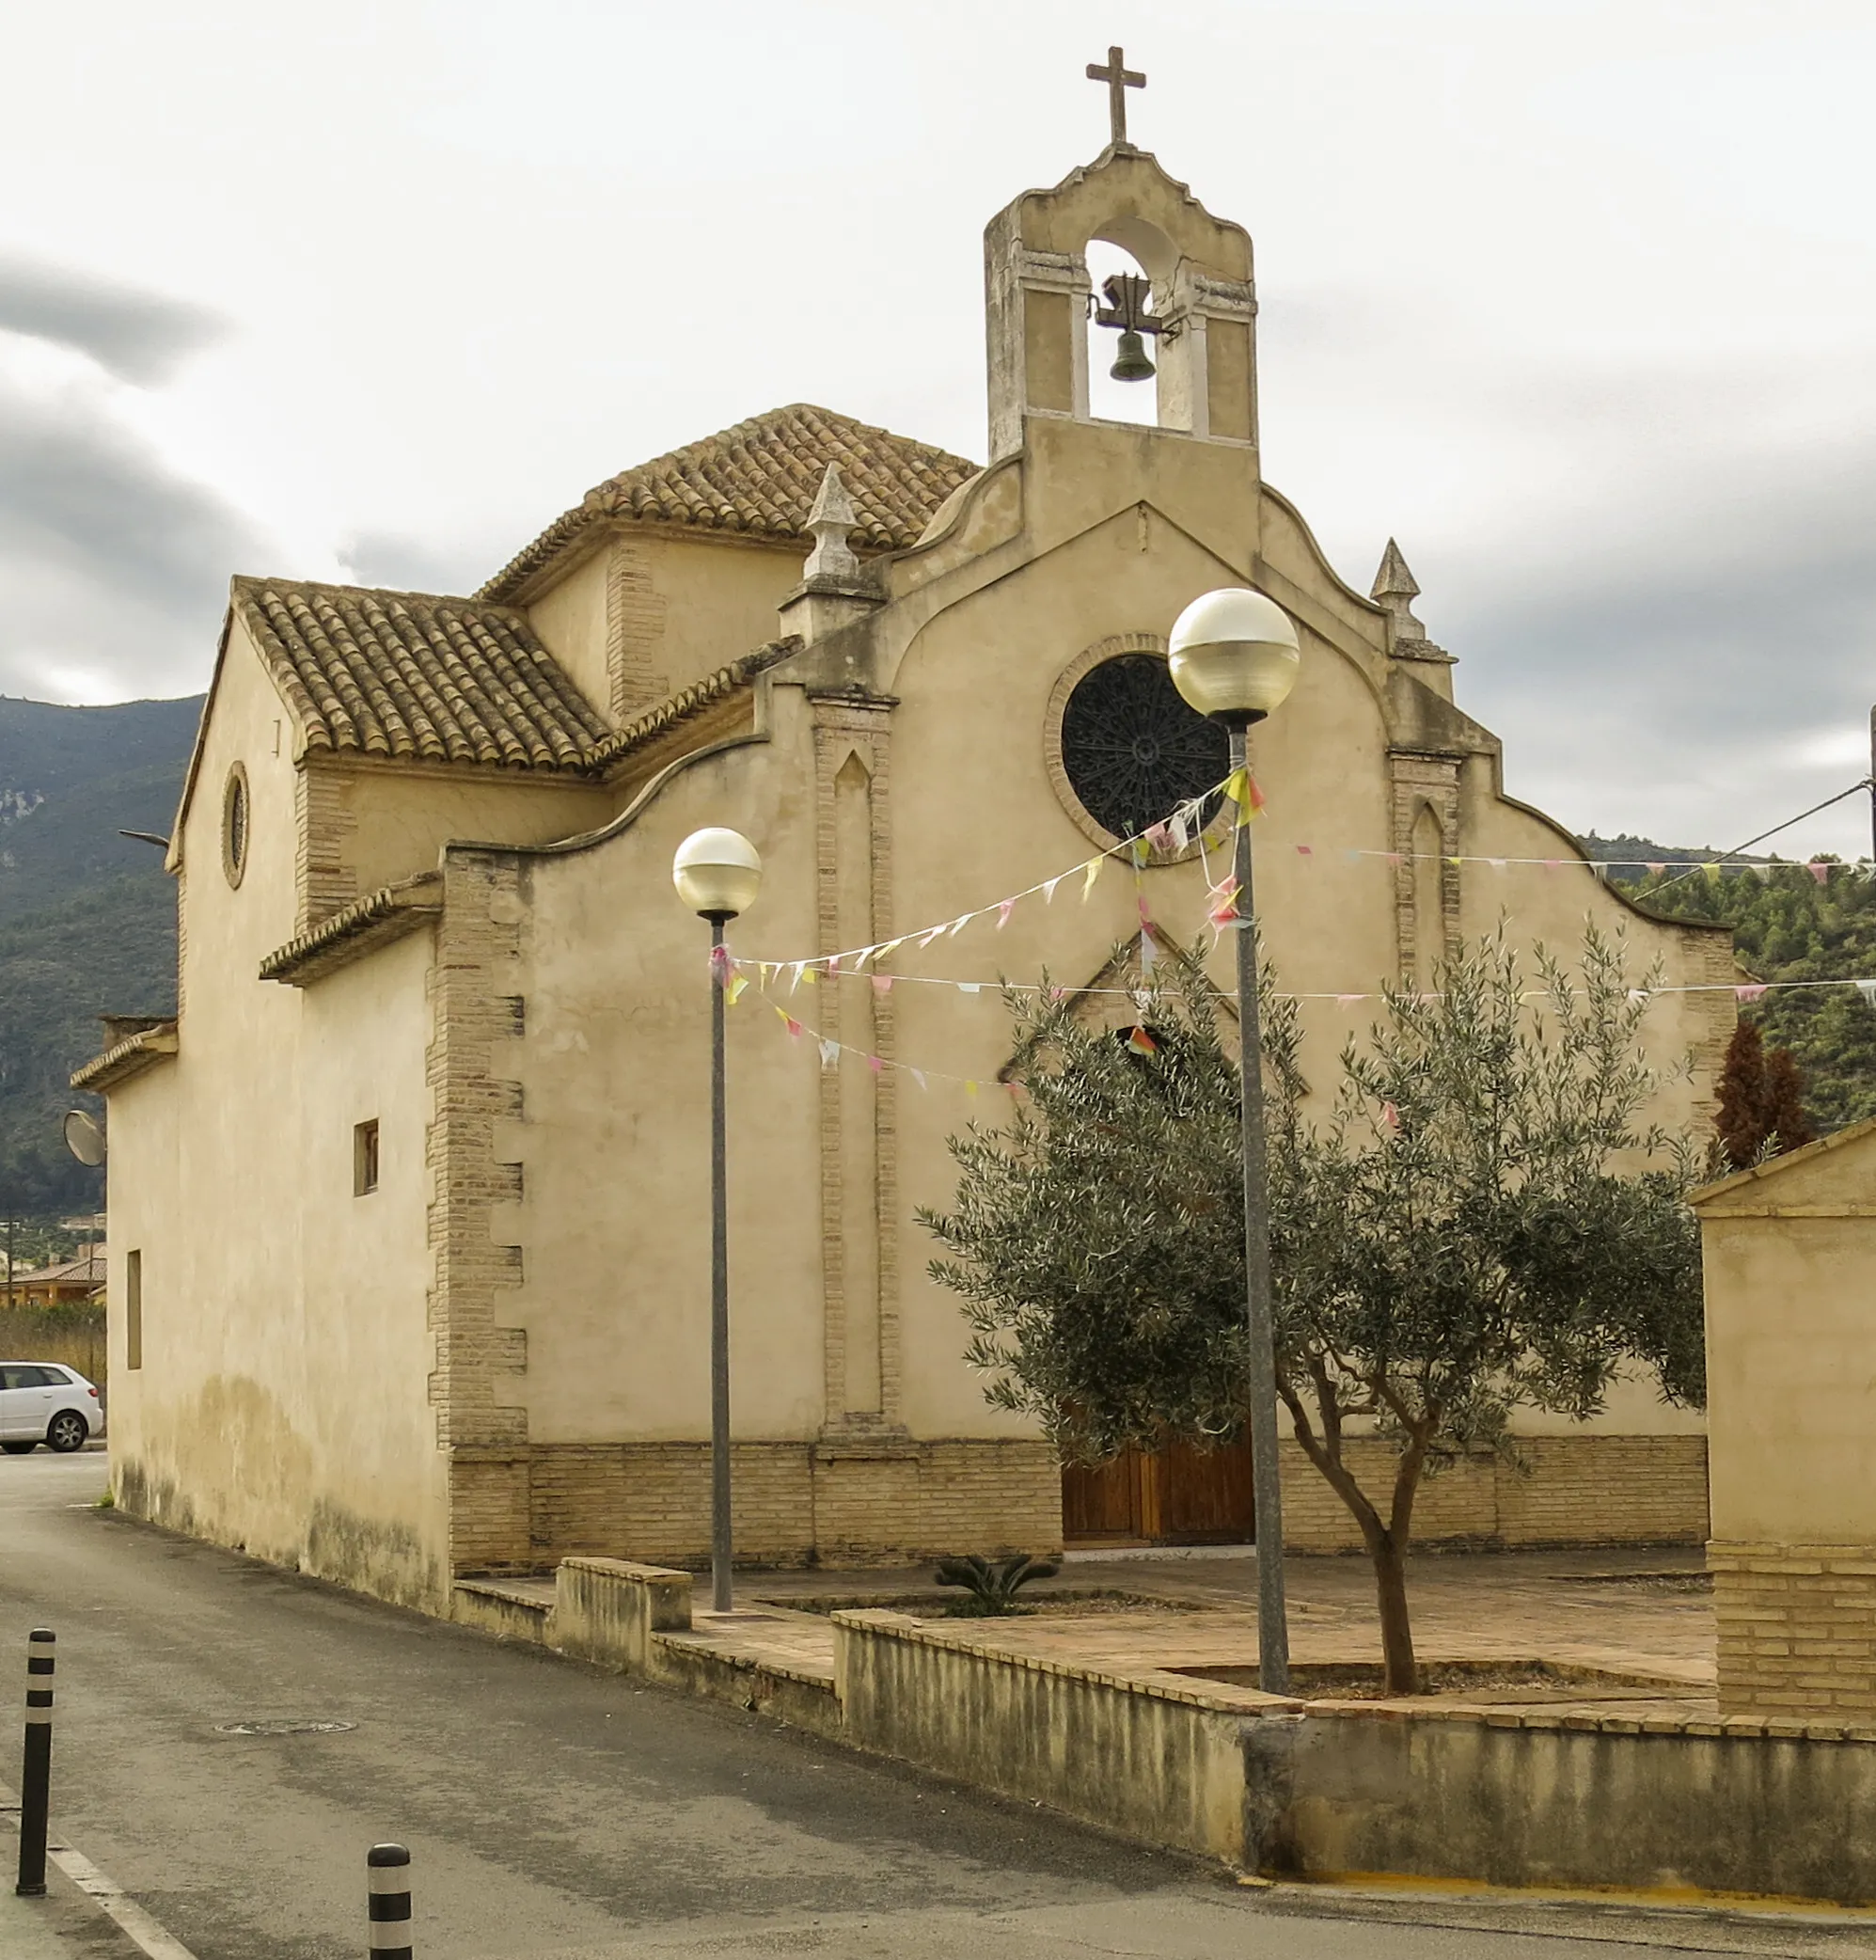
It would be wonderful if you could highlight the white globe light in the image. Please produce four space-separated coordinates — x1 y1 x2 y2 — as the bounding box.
672 828 763 919
1167 588 1301 723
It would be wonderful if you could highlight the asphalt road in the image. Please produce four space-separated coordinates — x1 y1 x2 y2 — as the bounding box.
3 1453 1872 1960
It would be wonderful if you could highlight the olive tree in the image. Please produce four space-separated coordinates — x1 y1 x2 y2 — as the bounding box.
920 932 1705 1693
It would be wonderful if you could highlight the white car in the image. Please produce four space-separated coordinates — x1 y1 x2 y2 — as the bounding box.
0 1363 103 1453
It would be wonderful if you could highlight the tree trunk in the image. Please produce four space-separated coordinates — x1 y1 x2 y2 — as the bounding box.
1278 1380 1427 1696
1371 1530 1417 1695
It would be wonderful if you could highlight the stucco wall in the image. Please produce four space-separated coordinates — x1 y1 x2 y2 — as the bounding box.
332 763 611 913
1703 1211 1876 1548
1695 1129 1876 1715
497 709 831 1446
525 529 804 724
107 636 448 1609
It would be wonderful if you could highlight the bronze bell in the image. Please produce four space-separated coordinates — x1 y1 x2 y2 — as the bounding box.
1109 328 1155 383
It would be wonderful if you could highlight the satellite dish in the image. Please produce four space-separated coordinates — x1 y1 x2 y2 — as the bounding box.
63 1111 105 1167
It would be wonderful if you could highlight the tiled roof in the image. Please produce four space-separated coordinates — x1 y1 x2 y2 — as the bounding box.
260 874 444 987
71 1020 178 1093
10 1253 105 1289
478 403 981 601
584 639 799 773
233 578 610 770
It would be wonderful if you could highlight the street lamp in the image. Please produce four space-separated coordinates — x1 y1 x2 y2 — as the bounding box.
1168 587 1301 1696
671 826 763 1614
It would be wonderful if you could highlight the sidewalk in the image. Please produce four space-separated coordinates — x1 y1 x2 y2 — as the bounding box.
2 1803 187 1960
0 1860 154 1960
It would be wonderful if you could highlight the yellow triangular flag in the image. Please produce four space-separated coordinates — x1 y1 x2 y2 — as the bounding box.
1081 857 1104 901
726 973 748 1006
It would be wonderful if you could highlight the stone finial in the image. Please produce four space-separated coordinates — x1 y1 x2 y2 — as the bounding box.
1370 537 1455 689
1370 537 1427 640
803 465 861 582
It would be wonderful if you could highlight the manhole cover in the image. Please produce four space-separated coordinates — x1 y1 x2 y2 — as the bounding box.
213 1719 356 1736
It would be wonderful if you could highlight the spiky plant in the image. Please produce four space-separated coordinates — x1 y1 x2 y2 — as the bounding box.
933 1553 1062 1616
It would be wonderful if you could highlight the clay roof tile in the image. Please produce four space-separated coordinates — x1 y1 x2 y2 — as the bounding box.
477 403 980 602
231 578 609 773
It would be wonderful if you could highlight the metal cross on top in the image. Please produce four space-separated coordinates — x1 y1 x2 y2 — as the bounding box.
1086 45 1145 147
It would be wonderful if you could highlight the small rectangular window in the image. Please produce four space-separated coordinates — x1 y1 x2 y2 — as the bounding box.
125 1250 143 1371
354 1119 380 1196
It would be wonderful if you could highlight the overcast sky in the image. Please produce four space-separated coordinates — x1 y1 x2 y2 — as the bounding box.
2 0 1872 855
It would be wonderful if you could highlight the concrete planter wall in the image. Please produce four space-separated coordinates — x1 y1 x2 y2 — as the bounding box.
1267 1708 1876 1902
451 1563 1876 1905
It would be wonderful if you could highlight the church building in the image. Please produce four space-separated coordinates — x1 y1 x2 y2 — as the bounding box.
79 103 1729 1612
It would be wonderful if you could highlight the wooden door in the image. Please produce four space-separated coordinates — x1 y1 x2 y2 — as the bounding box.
1156 1434 1253 1543
1061 1436 1253 1545
1061 1449 1144 1542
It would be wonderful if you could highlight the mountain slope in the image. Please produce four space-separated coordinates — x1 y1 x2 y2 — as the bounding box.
0 696 200 1216
0 695 202 917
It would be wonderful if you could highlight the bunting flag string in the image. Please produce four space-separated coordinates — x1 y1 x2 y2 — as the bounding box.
749 983 1021 1103
726 959 1876 1010
726 959 1876 1110
729 773 1868 987
747 768 1259 979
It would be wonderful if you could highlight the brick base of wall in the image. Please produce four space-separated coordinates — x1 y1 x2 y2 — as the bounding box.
449 1437 1064 1573
1280 1434 1710 1552
1710 1541 1876 1719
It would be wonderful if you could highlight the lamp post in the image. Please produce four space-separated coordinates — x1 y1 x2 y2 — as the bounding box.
1168 587 1301 1696
671 826 764 1614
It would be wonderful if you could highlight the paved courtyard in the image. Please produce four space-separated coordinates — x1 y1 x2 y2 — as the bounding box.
625 1543 1720 1715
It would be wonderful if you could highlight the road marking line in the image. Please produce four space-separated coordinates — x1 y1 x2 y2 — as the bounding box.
2 1793 200 1960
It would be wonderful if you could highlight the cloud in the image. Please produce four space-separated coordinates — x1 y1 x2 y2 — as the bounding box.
0 369 263 702
0 255 225 386
335 530 496 599
1443 435 1876 855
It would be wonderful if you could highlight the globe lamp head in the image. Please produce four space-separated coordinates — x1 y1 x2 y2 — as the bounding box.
1167 588 1301 725
672 828 763 921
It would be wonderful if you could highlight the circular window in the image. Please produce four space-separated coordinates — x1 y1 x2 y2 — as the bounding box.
1053 649 1230 846
222 764 249 889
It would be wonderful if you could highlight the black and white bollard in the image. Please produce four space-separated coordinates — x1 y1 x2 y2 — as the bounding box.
367 1842 412 1959
16 1628 54 1898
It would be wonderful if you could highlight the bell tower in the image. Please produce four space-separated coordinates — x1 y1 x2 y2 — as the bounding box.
983 68 1259 463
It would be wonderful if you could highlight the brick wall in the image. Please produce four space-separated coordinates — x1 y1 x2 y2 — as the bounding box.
1711 1541 1876 1719
428 853 531 1583
449 1452 532 1573
459 1437 1063 1573
1279 1435 1709 1552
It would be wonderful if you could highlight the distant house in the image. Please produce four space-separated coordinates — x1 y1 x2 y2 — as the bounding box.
6 1250 106 1307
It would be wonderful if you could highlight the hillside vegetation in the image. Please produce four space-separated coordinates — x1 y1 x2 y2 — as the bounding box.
1611 852 1876 1135
0 696 199 1217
